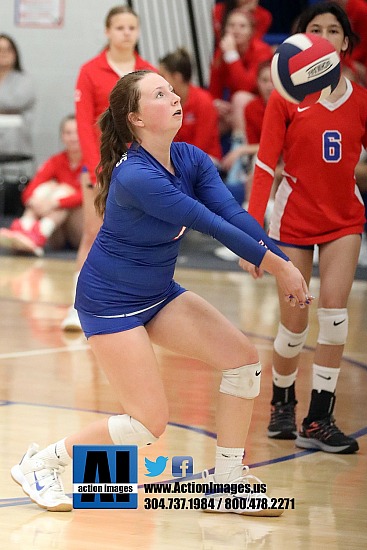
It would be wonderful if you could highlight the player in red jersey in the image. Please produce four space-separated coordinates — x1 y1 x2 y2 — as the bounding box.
62 5 156 330
0 115 83 256
158 47 222 163
246 2 365 453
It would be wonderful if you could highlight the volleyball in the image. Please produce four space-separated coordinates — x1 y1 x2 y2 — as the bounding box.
271 33 340 106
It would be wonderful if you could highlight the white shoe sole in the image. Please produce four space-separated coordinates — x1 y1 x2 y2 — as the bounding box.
0 229 44 256
11 464 72 512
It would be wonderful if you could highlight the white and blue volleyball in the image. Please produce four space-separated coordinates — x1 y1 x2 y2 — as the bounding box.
271 33 340 106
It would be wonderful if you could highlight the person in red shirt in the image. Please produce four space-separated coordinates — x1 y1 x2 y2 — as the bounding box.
246 2 364 454
220 60 274 190
214 60 276 261
158 47 222 163
0 114 83 256
209 8 273 138
62 5 156 331
212 0 272 47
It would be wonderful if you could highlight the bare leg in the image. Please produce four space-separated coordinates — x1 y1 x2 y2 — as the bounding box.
65 326 169 456
76 173 102 271
147 291 259 448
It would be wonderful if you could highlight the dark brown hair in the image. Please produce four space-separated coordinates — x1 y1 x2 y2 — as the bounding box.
0 34 22 71
105 5 139 27
296 1 358 56
159 47 192 82
95 70 154 216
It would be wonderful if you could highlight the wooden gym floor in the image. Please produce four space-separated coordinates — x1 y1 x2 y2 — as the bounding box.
0 255 366 549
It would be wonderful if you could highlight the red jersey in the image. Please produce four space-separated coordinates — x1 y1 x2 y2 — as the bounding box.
244 95 266 144
174 84 222 160
248 81 367 245
212 3 272 45
75 50 156 183
209 38 273 99
22 151 83 209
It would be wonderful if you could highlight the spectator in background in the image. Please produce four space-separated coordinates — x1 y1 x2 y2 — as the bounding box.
0 115 83 256
215 60 279 261
212 0 272 48
209 8 273 139
0 34 35 173
220 60 275 201
62 5 156 331
158 47 222 164
333 0 367 85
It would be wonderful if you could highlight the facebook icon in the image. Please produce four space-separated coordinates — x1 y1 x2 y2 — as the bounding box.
171 456 193 478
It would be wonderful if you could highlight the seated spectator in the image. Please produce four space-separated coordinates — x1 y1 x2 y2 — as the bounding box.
221 60 281 203
212 0 272 47
209 8 273 139
158 47 222 163
0 34 36 172
0 115 83 256
214 61 280 261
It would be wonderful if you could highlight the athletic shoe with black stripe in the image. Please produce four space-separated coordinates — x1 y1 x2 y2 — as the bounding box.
268 401 297 440
296 416 359 454
11 443 72 511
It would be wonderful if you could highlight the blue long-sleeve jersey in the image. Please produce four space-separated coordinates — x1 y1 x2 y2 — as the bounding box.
75 142 288 317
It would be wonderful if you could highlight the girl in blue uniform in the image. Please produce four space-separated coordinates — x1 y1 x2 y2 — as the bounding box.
11 71 311 514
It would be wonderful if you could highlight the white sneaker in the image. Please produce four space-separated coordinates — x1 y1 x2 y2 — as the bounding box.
61 306 82 331
11 443 72 512
202 464 284 517
213 247 239 262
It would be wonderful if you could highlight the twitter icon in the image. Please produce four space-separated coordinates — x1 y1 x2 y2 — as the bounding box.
144 456 169 477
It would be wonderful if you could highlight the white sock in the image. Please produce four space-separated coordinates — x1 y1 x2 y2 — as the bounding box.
312 364 340 393
214 446 244 479
272 366 298 388
39 217 56 237
20 214 36 231
39 438 71 466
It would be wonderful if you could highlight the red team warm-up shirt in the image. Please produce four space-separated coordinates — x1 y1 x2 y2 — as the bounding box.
174 84 222 161
22 151 84 209
248 81 367 245
75 50 156 184
209 39 273 99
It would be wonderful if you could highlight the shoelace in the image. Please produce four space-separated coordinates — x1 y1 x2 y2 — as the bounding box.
33 459 66 495
308 416 345 440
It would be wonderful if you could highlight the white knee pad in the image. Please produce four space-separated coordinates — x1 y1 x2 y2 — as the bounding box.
274 323 309 358
317 308 348 345
108 414 158 447
220 362 261 399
